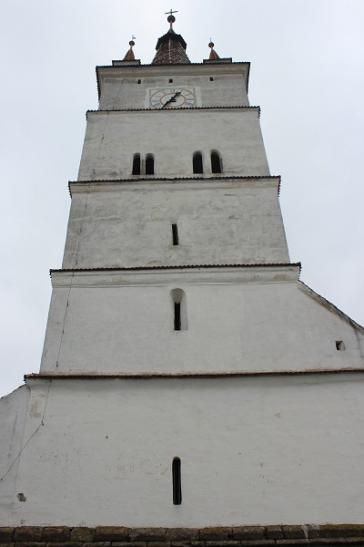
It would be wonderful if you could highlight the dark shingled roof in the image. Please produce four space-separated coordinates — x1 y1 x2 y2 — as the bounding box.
153 29 190 65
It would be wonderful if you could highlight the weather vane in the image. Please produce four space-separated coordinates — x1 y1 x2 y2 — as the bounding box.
165 8 178 29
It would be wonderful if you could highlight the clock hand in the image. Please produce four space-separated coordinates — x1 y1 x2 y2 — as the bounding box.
161 91 181 109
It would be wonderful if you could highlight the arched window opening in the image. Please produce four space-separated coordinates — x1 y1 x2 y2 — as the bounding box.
211 150 222 173
145 154 155 175
132 153 141 175
172 457 182 505
336 340 345 351
193 152 203 174
171 289 187 331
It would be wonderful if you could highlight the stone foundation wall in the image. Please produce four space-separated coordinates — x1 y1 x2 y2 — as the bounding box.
1 526 364 547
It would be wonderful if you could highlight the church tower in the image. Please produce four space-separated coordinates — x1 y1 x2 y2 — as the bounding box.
1 14 364 544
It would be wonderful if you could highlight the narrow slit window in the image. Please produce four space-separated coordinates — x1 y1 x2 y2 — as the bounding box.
193 151 203 174
132 153 141 175
210 76 214 81
211 150 222 173
171 289 187 331
169 78 173 83
336 340 345 351
172 224 179 246
174 302 181 331
145 154 154 175
172 457 182 505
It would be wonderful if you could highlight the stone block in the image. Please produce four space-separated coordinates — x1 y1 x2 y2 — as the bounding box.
112 543 146 547
319 524 364 538
204 541 240 547
0 530 14 543
45 543 82 547
199 528 232 540
43 528 71 542
70 529 94 542
238 541 275 547
265 526 283 539
166 530 199 541
95 528 130 542
130 530 167 542
231 526 265 540
14 529 43 542
281 526 306 540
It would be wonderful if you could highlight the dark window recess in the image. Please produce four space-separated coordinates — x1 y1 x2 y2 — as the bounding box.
193 152 203 174
169 78 173 83
132 153 141 175
174 302 181 331
210 76 214 81
145 154 154 175
172 457 182 505
172 224 179 246
137 79 142 84
211 151 222 173
336 340 345 351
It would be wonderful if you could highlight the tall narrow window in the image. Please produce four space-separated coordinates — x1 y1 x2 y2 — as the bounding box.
171 289 187 331
172 457 182 505
132 153 141 175
174 303 181 330
211 150 222 173
193 151 203 174
172 223 179 246
145 154 154 175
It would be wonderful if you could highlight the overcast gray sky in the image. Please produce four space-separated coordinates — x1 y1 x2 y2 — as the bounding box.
0 0 363 397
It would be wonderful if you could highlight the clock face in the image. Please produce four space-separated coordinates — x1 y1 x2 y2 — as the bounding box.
149 87 196 108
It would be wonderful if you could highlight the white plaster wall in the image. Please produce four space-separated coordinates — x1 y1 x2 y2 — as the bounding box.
2 374 364 526
77 110 269 180
63 180 288 269
0 386 29 514
99 74 249 110
40 270 364 374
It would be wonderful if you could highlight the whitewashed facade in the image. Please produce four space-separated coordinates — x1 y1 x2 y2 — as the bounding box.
1 22 364 527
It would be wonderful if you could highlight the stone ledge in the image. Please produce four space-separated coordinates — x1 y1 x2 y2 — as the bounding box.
1 527 364 546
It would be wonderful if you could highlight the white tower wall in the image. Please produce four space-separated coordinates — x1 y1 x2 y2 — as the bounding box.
1 28 364 530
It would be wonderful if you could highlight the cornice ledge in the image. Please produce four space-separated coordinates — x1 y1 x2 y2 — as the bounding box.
86 105 260 117
26 369 364 381
69 175 280 195
50 262 301 276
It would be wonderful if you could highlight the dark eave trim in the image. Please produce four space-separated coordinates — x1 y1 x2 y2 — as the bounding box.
50 262 301 276
25 368 364 381
86 106 260 117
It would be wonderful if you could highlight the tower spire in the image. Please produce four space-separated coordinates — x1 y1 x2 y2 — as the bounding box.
208 40 220 61
152 11 190 64
123 36 136 61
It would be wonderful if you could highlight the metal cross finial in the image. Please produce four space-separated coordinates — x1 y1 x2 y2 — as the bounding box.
165 9 178 16
165 8 178 29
